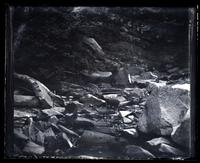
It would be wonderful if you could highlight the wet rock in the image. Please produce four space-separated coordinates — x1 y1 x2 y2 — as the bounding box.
23 141 45 155
137 86 190 136
14 95 39 107
171 109 191 149
80 94 106 106
124 145 155 159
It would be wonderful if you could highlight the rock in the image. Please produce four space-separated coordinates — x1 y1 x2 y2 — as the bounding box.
73 117 95 129
14 95 39 107
58 124 80 138
101 88 122 94
93 127 116 135
82 37 105 56
57 132 73 148
41 108 64 117
137 86 190 136
171 109 191 149
113 67 129 86
80 94 106 106
14 128 29 141
48 115 59 124
119 110 132 118
103 94 126 106
127 65 145 76
123 88 147 98
167 67 179 74
81 70 112 82
146 137 172 146
78 130 127 147
158 143 185 156
43 127 57 152
125 145 155 159
23 141 45 155
51 107 66 113
140 72 158 80
35 130 45 146
120 128 138 138
14 110 37 118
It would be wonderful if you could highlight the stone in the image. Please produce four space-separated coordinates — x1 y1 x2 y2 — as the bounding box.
103 94 126 106
140 72 158 80
137 86 190 136
23 141 45 155
14 128 29 141
113 67 129 86
78 130 128 147
121 128 138 138
171 109 191 149
35 130 45 146
83 37 105 56
73 117 95 129
158 143 184 156
81 70 112 81
43 127 57 152
123 88 147 98
80 94 106 106
57 132 73 148
146 137 172 146
41 108 64 117
48 115 59 124
125 145 155 159
14 110 37 118
51 107 66 113
58 124 79 137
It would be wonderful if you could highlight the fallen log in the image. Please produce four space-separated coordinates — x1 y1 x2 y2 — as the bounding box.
14 73 64 108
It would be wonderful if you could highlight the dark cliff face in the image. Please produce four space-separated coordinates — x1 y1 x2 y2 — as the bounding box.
12 7 189 84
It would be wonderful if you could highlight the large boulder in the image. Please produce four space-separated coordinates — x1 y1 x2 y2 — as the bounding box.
137 86 190 136
171 109 191 150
